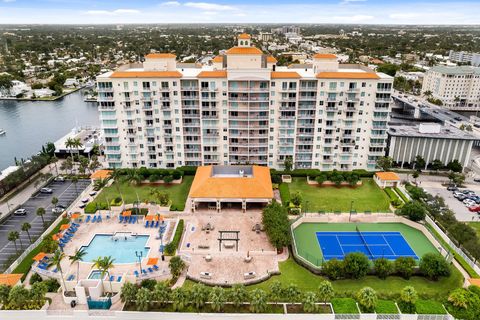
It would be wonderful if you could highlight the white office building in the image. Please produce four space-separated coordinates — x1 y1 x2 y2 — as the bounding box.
96 34 393 170
449 50 480 67
422 66 480 110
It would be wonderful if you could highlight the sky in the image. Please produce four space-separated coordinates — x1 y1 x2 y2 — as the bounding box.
0 0 479 24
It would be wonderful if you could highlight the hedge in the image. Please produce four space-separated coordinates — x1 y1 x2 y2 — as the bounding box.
395 187 410 203
279 183 290 205
270 169 375 179
164 219 184 255
84 202 109 213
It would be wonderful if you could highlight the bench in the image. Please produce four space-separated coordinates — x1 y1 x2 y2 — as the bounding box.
244 271 256 279
200 272 212 279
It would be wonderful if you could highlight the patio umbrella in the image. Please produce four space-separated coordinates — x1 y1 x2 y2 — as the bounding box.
145 215 154 221
52 234 60 241
122 210 132 217
71 213 80 220
33 252 47 261
60 224 70 231
146 257 158 266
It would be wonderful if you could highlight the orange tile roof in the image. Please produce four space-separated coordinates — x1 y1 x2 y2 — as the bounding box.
267 56 278 63
375 172 400 181
90 169 112 180
212 55 224 63
110 71 183 78
271 71 301 79
189 166 273 199
226 46 263 55
238 33 251 39
0 274 23 287
197 70 227 78
469 278 480 287
145 53 176 59
316 72 380 79
313 53 337 59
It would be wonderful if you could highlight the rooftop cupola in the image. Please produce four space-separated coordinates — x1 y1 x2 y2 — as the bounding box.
238 33 251 47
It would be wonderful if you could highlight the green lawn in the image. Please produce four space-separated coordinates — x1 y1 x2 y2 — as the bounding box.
375 300 398 314
95 175 193 210
183 258 463 301
288 178 391 213
292 222 439 267
468 222 480 238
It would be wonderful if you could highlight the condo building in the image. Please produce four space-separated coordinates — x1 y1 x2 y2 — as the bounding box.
422 66 480 110
97 34 393 170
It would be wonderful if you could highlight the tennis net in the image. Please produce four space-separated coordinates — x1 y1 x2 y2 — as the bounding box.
356 225 374 258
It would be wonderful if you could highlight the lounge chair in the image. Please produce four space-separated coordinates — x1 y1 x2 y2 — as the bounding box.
148 267 154 273
86 215 91 223
67 275 75 281
97 216 102 223
109 275 115 281
106 215 110 220
155 221 159 228
142 269 147 275
117 276 122 282
134 270 139 277
92 216 97 223
144 220 149 227
119 216 124 223
153 265 159 271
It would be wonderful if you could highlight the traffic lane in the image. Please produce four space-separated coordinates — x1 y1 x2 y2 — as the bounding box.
423 186 478 222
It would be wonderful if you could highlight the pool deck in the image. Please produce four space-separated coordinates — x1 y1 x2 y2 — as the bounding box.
59 215 176 282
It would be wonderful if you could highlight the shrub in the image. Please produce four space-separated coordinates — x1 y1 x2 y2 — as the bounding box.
140 279 157 291
271 174 282 184
178 166 197 175
84 202 109 213
343 252 370 279
29 273 43 285
394 257 416 279
374 258 393 279
169 256 186 278
322 258 344 280
419 253 451 280
262 201 291 249
164 219 184 255
398 200 426 222
279 183 290 205
110 197 122 206
357 287 378 313
44 279 60 292
163 175 174 184
149 174 161 182
290 191 302 207
172 170 182 180
399 286 418 314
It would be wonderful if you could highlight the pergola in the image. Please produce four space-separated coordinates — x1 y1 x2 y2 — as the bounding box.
218 231 240 252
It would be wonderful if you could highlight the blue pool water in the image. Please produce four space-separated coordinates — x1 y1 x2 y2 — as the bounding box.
88 270 104 280
81 234 150 264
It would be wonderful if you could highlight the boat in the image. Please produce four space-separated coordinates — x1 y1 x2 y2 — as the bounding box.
0 129 5 135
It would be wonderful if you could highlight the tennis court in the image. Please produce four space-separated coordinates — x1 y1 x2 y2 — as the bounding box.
316 231 418 261
292 222 438 267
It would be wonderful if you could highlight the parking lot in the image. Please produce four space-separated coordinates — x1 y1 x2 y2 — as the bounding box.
423 185 480 222
0 178 90 269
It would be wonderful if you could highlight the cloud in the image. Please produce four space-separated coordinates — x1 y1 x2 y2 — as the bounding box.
340 0 366 5
3 0 16 2
184 2 237 11
332 14 374 22
85 9 140 15
389 13 421 19
160 1 181 6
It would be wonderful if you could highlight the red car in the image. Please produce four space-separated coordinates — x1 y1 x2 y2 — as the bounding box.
468 206 480 212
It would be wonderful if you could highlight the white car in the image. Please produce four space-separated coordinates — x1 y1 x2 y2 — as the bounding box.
81 198 89 203
463 199 476 207
14 208 27 216
40 187 53 194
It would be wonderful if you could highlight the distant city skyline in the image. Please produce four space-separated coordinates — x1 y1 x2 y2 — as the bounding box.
0 0 479 25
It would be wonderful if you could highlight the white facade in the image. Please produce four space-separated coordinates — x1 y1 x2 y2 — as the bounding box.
96 35 393 170
422 66 480 110
449 50 480 67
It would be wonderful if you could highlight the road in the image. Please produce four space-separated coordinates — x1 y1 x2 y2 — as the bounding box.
0 178 90 270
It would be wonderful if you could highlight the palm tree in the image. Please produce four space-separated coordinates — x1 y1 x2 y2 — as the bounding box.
230 284 248 308
65 138 76 173
36 207 46 226
249 289 268 313
400 286 418 313
69 248 87 283
110 169 125 204
448 288 468 309
8 231 19 252
92 256 115 294
120 282 138 305
71 176 79 196
21 222 32 243
52 250 67 291
209 286 227 312
191 283 209 310
357 287 377 313
153 281 171 307
171 287 190 311
93 178 109 191
122 169 142 207
135 287 151 311
51 196 59 209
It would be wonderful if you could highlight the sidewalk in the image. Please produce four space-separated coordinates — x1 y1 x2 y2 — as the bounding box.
0 162 62 220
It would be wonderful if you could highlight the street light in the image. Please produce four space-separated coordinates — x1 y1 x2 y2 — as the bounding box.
349 200 354 222
135 251 143 275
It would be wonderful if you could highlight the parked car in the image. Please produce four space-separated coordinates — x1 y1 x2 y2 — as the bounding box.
89 191 97 197
54 176 65 182
14 208 27 216
463 199 477 207
40 187 53 194
79 203 87 209
469 206 480 212
462 189 475 195
81 198 89 203
453 191 465 198
474 178 480 183
52 207 64 214
447 185 458 191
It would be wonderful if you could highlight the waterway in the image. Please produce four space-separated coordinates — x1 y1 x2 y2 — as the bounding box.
0 89 100 171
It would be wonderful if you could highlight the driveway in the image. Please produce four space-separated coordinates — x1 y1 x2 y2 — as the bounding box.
0 179 90 270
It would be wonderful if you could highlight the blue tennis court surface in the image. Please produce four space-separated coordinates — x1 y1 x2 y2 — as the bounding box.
316 231 418 261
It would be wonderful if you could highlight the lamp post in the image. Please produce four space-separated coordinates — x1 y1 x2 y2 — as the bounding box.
349 200 354 222
135 251 143 275
159 220 166 261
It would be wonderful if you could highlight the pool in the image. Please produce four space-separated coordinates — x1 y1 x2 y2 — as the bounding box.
88 270 104 280
81 234 150 264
